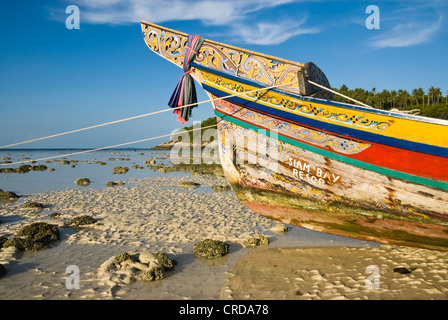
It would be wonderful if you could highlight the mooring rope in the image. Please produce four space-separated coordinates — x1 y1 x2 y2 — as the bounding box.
0 78 381 166
0 81 297 150
308 80 373 109
0 124 218 166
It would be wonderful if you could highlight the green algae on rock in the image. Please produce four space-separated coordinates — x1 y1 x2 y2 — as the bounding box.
68 215 97 227
244 235 270 247
106 181 125 187
270 224 290 234
179 181 201 188
0 189 19 201
99 251 177 290
211 184 231 192
75 178 90 186
154 251 177 270
112 166 129 174
23 202 44 209
0 235 8 248
3 222 60 252
113 252 132 265
31 165 47 171
193 239 229 259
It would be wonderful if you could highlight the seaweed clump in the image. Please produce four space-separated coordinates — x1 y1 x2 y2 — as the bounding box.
23 202 44 210
106 181 125 187
68 215 97 227
154 251 177 271
112 166 129 174
179 181 201 188
99 251 177 288
3 222 60 251
139 252 177 281
50 212 62 219
193 239 229 259
0 235 8 248
113 252 132 265
211 185 231 192
0 189 18 201
31 165 47 171
75 178 90 186
244 235 270 247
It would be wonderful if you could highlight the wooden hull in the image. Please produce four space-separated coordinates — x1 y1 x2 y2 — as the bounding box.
141 22 448 250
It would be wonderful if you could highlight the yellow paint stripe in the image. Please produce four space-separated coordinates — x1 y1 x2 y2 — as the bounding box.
202 74 448 148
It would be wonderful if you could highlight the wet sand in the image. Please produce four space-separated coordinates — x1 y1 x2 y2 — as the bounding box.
1 174 447 300
221 246 448 300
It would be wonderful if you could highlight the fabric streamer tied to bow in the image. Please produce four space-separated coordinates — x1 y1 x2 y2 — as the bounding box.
168 34 205 123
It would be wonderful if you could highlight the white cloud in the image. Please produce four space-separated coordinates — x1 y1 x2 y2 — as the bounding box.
370 13 443 49
66 0 317 44
236 19 319 45
75 0 294 25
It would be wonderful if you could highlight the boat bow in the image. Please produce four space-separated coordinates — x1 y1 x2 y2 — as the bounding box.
141 21 448 251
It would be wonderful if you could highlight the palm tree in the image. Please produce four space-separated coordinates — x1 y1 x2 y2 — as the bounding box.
403 90 411 108
380 89 391 109
390 90 397 109
428 86 436 105
339 84 349 94
433 87 442 105
397 89 409 108
412 88 425 106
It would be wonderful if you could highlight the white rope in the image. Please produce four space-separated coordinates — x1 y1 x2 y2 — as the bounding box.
308 80 373 108
0 78 378 166
0 124 218 166
0 81 297 149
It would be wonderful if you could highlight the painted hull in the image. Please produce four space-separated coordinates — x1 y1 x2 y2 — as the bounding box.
141 22 448 250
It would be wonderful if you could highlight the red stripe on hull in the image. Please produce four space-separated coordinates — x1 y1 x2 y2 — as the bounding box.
352 143 448 182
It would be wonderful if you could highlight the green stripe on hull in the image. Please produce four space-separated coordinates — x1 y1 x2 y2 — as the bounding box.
215 110 448 191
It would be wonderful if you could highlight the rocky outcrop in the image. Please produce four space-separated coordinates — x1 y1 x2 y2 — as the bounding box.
98 251 177 296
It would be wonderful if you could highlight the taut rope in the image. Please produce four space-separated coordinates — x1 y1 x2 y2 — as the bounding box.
308 80 373 109
0 81 297 150
0 124 218 166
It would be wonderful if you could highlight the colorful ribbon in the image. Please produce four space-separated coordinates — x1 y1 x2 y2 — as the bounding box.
168 34 205 123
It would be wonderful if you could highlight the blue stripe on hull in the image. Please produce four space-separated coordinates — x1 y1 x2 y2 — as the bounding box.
204 84 448 158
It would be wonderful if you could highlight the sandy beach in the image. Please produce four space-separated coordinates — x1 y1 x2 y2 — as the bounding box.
1 170 448 300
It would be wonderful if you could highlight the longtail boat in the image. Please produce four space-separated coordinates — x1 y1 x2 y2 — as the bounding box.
141 21 448 251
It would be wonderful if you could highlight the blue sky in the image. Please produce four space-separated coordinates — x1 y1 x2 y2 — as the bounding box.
0 0 447 149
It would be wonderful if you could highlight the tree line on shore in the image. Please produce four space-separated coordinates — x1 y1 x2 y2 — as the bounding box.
333 85 448 119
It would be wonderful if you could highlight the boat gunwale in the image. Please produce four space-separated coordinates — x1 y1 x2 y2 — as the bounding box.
205 82 448 159
140 21 305 70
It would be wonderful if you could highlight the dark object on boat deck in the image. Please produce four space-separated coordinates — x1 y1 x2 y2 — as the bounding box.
297 62 334 100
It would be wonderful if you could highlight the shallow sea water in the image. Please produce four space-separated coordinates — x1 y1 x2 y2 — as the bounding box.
0 149 378 300
0 227 375 300
0 149 176 195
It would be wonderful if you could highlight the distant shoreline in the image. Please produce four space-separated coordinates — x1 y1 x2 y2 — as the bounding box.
0 148 160 151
